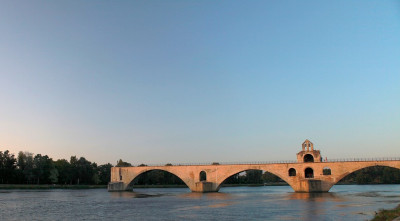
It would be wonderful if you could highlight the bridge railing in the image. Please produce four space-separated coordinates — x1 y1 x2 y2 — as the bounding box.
325 157 400 162
132 160 296 167
130 157 400 167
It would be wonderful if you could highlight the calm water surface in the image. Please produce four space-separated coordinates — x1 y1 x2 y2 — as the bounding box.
1 185 399 220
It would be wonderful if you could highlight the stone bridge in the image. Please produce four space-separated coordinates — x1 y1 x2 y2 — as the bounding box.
108 140 400 193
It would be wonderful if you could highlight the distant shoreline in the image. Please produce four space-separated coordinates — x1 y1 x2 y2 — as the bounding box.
0 184 107 189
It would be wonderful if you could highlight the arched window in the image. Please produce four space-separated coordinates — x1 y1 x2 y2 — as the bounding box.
288 168 296 176
200 171 207 181
304 154 314 162
323 167 331 175
305 168 314 178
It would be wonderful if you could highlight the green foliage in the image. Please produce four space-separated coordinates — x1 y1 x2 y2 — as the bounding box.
116 159 132 167
97 163 113 185
1 149 115 185
262 171 283 183
54 159 73 184
33 154 54 184
69 156 96 185
92 173 100 185
224 170 283 185
17 151 34 184
246 170 263 184
372 204 400 221
0 150 17 183
339 166 400 184
134 170 185 185
49 168 59 183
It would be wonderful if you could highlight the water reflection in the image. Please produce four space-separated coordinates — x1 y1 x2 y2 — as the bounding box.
110 191 165 198
287 192 342 202
1 185 399 220
179 192 232 200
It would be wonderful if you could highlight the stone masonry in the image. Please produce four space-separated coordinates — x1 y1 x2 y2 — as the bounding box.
108 140 400 193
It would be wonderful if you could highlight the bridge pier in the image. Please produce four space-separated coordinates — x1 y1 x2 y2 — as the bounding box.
192 181 218 193
108 182 126 191
291 179 333 193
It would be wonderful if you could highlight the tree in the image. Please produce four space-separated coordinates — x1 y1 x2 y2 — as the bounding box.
49 168 59 183
97 163 113 185
246 170 263 184
116 159 132 167
339 166 400 184
70 156 79 184
54 159 72 184
71 157 95 184
17 151 34 184
0 150 17 183
262 171 283 183
32 154 55 184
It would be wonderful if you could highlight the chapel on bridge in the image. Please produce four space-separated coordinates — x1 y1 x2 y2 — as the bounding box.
296 139 322 163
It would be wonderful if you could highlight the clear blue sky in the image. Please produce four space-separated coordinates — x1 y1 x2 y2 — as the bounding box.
1 1 399 165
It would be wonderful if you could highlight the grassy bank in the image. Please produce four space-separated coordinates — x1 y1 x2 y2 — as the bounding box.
0 184 107 189
372 204 400 221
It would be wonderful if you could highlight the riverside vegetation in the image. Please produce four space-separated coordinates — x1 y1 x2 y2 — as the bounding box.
1 150 400 187
372 204 400 221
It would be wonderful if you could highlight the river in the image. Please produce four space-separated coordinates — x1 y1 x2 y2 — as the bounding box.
0 185 399 220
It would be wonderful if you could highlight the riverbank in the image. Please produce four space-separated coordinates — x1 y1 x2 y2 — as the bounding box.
0 184 107 189
372 204 400 221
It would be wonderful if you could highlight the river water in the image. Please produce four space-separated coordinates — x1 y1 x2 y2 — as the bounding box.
0 185 399 220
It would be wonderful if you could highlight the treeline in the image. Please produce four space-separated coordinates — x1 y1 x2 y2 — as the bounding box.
134 170 185 185
338 166 400 184
224 171 284 184
0 150 112 185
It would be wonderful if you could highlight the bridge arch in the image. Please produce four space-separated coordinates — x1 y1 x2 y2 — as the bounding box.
125 169 190 190
215 168 293 191
200 171 207 181
335 164 400 185
288 168 296 176
305 167 314 178
304 154 314 162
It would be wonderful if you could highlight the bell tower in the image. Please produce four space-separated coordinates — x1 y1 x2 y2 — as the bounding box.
296 139 322 163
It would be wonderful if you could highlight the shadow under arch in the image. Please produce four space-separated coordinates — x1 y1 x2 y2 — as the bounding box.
126 169 190 190
216 169 290 191
335 165 400 186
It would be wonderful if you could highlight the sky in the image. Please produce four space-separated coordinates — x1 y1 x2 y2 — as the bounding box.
0 1 399 165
